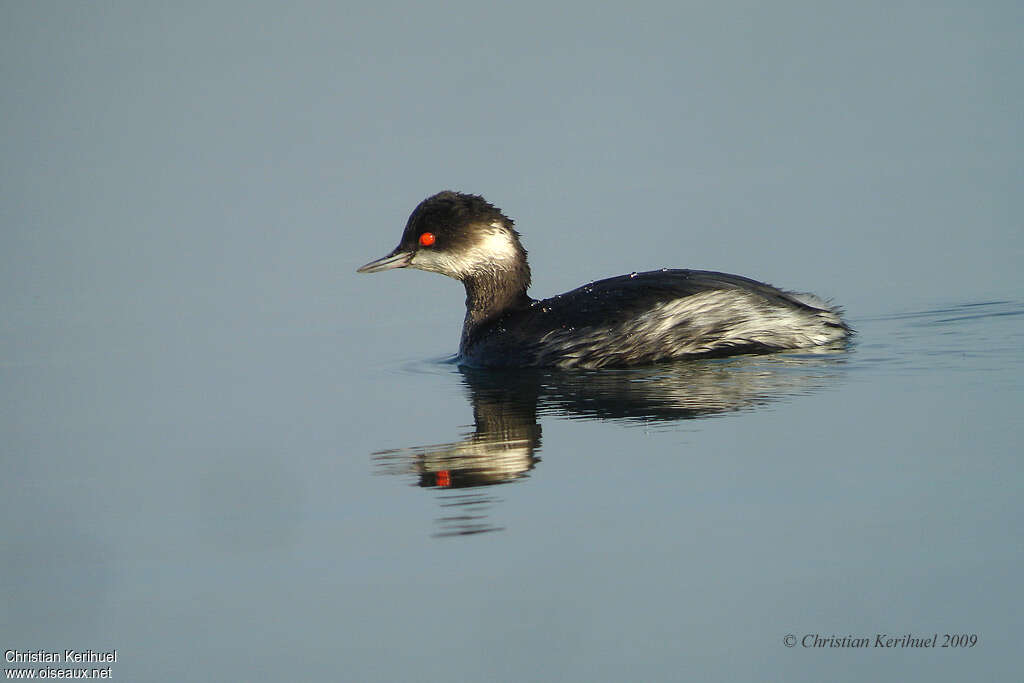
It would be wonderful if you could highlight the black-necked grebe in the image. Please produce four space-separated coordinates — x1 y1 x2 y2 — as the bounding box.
357 191 851 368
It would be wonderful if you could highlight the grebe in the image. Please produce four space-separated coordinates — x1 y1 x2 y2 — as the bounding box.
357 191 851 368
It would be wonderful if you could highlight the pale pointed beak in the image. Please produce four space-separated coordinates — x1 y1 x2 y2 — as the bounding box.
356 248 413 273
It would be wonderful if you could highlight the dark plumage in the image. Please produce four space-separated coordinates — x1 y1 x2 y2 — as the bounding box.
358 191 852 368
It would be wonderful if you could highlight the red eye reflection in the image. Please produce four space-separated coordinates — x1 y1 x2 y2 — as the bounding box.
419 232 436 247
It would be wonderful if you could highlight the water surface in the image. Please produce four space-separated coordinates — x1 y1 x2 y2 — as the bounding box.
3 299 1020 681
3 2 1022 680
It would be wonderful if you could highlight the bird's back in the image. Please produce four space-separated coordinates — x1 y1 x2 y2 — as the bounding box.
460 269 850 368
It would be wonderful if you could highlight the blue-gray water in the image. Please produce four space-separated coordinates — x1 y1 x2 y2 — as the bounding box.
4 298 1022 681
3 3 1023 681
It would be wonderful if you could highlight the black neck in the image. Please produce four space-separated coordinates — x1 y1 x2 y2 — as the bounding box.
461 262 532 328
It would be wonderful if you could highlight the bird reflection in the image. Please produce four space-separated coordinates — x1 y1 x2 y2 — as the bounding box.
372 349 848 537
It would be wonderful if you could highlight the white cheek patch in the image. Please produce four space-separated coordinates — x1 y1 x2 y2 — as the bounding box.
409 249 466 276
475 224 520 265
409 222 519 279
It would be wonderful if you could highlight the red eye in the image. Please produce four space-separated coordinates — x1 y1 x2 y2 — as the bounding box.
419 232 436 246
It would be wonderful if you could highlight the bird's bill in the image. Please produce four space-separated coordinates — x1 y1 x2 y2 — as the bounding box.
356 248 413 273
